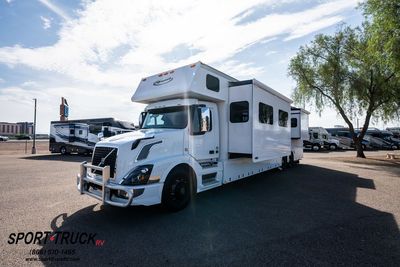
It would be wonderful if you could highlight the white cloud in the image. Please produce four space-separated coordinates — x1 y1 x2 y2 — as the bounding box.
0 0 359 88
38 0 71 21
0 0 363 132
40 16 52 30
265 51 277 56
21 81 38 87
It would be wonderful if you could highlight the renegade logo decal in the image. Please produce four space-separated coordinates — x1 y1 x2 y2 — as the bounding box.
153 77 173 86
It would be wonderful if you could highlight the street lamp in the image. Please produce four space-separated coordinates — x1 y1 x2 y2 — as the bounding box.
32 98 37 154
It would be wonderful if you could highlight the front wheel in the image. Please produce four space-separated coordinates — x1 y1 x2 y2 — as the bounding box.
162 170 192 212
329 144 337 151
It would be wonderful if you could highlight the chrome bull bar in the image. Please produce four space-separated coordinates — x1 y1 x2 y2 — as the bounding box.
77 161 134 207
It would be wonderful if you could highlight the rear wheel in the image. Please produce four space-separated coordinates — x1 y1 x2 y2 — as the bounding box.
162 170 192 212
60 146 67 155
312 144 320 151
329 144 337 151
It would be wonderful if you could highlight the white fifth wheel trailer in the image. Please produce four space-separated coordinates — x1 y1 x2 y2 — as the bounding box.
76 62 309 211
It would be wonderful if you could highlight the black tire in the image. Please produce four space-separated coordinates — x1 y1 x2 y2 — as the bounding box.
60 146 67 155
281 156 289 169
329 144 337 151
288 153 294 167
162 170 193 212
312 144 320 151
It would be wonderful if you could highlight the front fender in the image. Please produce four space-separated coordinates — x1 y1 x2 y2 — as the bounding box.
149 155 202 190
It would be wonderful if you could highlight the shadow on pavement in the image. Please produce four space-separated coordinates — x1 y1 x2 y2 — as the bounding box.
38 165 400 266
19 154 91 163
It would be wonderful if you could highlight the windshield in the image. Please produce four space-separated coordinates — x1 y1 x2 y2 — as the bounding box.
142 106 188 129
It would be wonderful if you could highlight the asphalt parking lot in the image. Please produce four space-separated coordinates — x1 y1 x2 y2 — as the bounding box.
0 143 399 266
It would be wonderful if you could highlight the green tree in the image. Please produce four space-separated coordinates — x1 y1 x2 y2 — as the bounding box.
288 26 399 158
361 0 400 74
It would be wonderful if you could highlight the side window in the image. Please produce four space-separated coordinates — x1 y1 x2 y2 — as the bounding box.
259 102 273 124
70 129 75 135
206 74 219 92
79 130 83 135
230 101 249 123
291 118 297 128
278 110 288 127
313 132 319 139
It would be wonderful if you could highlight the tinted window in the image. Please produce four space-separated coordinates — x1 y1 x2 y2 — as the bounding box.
230 101 249 123
142 106 188 129
278 110 288 127
89 124 102 134
259 103 273 124
70 129 75 135
313 132 319 139
206 74 219 92
291 118 297 127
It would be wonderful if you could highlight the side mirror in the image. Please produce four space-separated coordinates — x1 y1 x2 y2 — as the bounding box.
139 112 147 129
199 107 211 133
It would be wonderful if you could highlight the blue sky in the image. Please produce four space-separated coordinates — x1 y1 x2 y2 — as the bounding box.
0 0 393 133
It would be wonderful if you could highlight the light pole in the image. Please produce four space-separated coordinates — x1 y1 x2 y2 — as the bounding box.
32 98 37 154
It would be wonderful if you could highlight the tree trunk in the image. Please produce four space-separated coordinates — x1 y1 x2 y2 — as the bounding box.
354 138 366 158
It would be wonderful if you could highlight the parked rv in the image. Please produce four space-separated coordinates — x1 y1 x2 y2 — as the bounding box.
308 127 340 150
76 62 310 211
325 128 369 150
50 118 135 155
386 127 400 138
365 129 400 149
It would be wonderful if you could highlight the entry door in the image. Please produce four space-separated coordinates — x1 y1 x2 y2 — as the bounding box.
68 124 76 142
188 104 219 161
75 125 88 143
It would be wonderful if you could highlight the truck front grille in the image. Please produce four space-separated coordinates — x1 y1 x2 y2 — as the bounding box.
91 146 118 178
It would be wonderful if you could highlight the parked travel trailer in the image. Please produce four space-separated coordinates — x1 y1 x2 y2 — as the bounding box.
50 118 135 155
76 62 309 211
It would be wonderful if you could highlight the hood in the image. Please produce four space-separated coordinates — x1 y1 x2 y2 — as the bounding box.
95 128 185 181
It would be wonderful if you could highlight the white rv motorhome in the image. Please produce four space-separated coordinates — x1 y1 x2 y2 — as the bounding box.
50 118 135 155
309 127 340 150
77 62 309 211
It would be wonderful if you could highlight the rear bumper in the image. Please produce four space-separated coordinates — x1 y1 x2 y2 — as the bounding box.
77 162 162 207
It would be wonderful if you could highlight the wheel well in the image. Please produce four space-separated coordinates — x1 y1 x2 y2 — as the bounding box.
167 163 197 193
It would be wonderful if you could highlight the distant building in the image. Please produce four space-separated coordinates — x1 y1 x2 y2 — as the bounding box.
0 122 33 136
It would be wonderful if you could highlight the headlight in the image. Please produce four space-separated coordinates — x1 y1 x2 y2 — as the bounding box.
121 165 153 186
